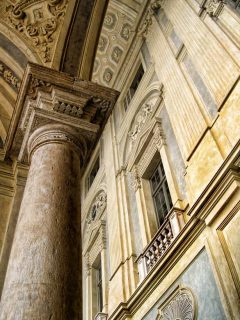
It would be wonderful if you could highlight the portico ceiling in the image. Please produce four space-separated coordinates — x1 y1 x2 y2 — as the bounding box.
92 0 145 88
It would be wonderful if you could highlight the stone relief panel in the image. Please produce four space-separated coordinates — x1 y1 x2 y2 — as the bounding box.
156 287 196 320
0 0 69 64
92 0 138 86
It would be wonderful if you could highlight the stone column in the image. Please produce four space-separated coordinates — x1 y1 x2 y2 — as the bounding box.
0 124 83 319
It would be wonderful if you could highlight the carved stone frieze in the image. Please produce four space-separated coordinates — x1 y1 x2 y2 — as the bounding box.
156 287 196 320
202 0 225 18
0 61 21 92
4 0 68 63
138 0 165 37
53 101 83 118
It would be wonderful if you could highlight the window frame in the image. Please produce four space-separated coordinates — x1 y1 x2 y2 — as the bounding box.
150 159 173 226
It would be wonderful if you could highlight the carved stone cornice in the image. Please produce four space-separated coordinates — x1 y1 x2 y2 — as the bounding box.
4 0 68 63
201 0 225 18
5 63 119 168
138 0 165 37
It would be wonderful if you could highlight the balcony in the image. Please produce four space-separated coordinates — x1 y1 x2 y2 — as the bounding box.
137 208 185 281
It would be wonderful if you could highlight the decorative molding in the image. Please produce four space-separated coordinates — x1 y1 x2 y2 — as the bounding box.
53 101 83 118
131 165 142 192
27 124 86 161
128 117 165 177
7 63 119 166
0 61 21 92
202 0 225 18
4 0 68 63
156 287 196 320
128 103 153 144
138 0 164 37
88 191 107 223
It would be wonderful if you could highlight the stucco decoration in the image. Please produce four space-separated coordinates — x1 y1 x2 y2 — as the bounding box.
156 288 196 320
2 0 68 63
92 0 138 86
88 191 107 222
128 102 153 144
203 0 225 17
138 0 164 37
0 61 21 91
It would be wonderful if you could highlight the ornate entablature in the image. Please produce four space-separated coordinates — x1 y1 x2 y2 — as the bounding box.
1 0 68 64
156 287 197 320
4 63 119 167
201 0 225 18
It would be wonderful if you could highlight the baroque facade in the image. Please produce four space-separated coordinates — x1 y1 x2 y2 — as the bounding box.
0 0 240 319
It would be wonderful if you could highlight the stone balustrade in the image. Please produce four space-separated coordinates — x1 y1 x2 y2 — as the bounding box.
137 208 185 280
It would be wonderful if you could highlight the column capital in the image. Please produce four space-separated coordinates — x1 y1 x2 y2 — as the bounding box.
5 63 119 169
28 124 87 164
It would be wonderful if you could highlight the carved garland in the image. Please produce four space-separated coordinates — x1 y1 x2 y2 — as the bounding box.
6 0 68 63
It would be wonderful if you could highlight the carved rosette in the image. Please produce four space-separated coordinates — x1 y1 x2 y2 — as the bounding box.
157 288 196 320
5 0 68 63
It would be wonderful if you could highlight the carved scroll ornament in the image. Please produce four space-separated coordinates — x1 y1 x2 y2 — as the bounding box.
5 0 68 63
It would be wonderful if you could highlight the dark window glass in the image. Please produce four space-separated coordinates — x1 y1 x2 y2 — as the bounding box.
124 64 144 111
87 157 100 190
97 264 103 312
150 159 173 225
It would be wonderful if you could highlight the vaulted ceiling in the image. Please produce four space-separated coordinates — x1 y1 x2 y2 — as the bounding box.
0 0 145 148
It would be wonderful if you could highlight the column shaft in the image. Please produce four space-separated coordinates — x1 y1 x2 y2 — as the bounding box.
0 136 82 319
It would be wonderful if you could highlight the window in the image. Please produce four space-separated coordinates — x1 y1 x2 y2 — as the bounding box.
150 159 173 225
87 156 100 190
96 263 103 313
123 64 144 111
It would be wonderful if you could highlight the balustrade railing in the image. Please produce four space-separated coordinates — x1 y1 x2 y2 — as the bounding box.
137 208 185 280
